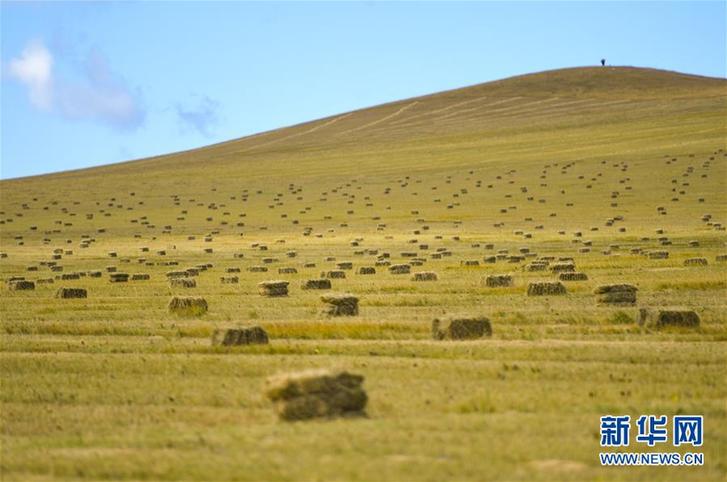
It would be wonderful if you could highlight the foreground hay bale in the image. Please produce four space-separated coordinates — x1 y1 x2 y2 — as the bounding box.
258 280 289 297
321 293 359 316
168 296 208 316
527 281 566 296
301 279 331 290
559 272 589 281
8 280 35 291
639 308 700 329
170 278 196 288
55 287 87 299
594 284 637 305
264 369 367 421
412 271 438 281
485 275 513 287
357 267 376 275
432 316 492 340
212 326 269 346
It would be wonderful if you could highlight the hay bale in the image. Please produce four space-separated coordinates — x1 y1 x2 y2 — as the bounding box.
278 267 298 274
264 369 367 421
55 287 87 299
559 272 588 281
485 275 512 287
594 284 637 305
525 261 548 272
648 250 669 259
388 264 411 274
258 280 289 297
550 262 575 272
301 279 331 290
170 278 196 288
220 276 239 284
322 270 346 279
357 267 376 275
432 316 492 340
412 271 438 281
321 293 359 316
212 326 269 346
131 273 150 281
683 257 708 266
168 296 208 316
248 266 268 272
639 308 700 329
527 281 566 296
109 273 129 283
716 254 727 262
8 280 35 290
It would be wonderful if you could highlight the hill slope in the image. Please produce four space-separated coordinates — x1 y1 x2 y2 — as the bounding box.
2 66 725 239
4 66 726 181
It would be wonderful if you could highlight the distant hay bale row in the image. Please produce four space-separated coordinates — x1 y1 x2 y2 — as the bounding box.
639 308 700 329
168 296 208 316
55 287 87 299
432 316 492 340
264 369 367 421
527 282 566 296
594 284 637 305
258 280 289 297
321 293 359 316
212 326 268 346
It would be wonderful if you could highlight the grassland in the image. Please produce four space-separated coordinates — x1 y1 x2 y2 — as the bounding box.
1 67 726 481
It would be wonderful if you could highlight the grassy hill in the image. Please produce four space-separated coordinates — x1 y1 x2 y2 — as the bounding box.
1 67 726 482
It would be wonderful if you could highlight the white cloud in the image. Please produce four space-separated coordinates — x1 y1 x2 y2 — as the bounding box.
6 39 145 130
176 95 220 137
8 39 53 110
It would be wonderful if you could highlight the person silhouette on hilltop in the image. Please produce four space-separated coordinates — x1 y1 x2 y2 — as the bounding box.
601 59 606 66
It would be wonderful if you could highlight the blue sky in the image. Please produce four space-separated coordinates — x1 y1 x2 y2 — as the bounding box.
2 1 725 179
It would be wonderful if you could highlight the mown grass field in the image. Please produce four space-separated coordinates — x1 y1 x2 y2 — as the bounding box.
1 67 726 481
